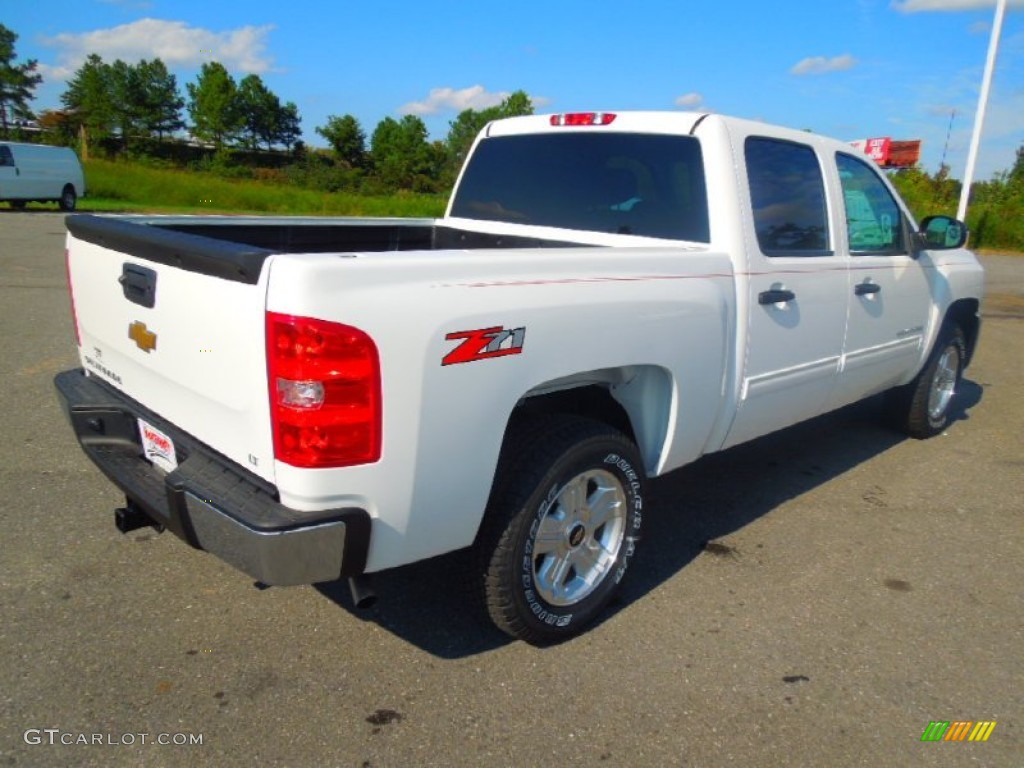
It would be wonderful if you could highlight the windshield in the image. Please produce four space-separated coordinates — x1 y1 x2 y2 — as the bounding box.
450 132 710 242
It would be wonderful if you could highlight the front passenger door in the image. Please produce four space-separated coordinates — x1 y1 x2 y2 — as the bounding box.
827 152 934 410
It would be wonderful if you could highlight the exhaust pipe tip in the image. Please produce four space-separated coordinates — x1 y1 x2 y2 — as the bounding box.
348 575 377 609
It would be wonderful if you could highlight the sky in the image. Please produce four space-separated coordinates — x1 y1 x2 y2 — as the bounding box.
5 0 1023 180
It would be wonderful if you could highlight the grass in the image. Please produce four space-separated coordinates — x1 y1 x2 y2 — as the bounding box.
78 159 448 217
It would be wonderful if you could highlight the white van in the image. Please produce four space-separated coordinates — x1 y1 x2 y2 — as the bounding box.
0 142 85 211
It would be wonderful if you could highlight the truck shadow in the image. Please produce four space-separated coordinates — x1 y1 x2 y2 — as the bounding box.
314 381 983 658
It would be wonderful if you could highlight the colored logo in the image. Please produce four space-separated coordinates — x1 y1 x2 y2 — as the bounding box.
442 326 525 366
128 321 157 353
920 721 996 742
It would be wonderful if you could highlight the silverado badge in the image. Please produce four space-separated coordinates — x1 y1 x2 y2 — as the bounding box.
128 321 157 353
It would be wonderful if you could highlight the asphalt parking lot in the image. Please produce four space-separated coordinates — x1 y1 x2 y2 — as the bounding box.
1 211 1021 767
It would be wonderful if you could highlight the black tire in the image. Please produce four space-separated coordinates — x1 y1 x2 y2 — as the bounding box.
476 416 644 644
10 200 27 210
887 323 966 439
59 185 77 211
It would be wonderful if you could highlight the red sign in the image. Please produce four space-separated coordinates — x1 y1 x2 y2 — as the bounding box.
850 137 921 169
864 137 891 163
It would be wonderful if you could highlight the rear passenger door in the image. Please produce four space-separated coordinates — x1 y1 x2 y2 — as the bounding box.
724 136 850 448
826 152 933 410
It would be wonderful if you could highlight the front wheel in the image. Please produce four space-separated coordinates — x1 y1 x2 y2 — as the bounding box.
476 416 644 644
887 324 966 438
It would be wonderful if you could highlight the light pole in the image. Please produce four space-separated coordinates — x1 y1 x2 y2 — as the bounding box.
957 0 1008 222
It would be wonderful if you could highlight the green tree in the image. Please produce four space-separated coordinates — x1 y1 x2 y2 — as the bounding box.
187 62 242 148
0 24 43 137
61 54 115 156
136 59 184 140
1008 144 1024 191
237 74 277 150
498 90 533 118
235 75 300 151
108 59 144 149
316 114 367 168
275 101 302 151
62 56 184 153
370 114 433 191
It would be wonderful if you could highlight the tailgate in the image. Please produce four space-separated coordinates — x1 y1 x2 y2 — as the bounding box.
65 215 276 484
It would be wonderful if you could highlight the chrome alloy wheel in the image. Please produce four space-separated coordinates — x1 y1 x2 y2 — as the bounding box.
531 469 627 607
927 343 961 421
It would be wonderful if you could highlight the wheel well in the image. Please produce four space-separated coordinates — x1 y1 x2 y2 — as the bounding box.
945 299 980 366
509 386 637 446
477 386 641 550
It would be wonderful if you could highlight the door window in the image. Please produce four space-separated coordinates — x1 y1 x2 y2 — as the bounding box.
836 153 906 254
745 138 830 256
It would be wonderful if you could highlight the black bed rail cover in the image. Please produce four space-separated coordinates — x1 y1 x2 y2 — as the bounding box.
65 214 272 285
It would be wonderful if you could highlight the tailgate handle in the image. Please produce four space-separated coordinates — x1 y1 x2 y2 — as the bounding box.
119 263 157 309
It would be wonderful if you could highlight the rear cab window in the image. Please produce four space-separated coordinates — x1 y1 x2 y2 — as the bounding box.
0 145 14 167
745 137 831 257
450 132 710 242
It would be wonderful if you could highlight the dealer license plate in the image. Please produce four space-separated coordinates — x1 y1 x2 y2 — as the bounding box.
138 418 179 473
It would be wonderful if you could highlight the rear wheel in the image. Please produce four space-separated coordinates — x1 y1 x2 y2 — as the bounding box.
476 416 644 644
59 185 77 211
10 200 27 210
887 323 966 438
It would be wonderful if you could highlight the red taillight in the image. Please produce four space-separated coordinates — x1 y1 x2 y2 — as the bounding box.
550 112 617 127
266 312 381 468
65 248 81 346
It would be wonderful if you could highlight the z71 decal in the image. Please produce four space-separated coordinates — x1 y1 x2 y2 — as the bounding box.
442 326 526 366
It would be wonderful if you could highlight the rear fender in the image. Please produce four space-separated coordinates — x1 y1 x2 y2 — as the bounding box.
516 365 673 475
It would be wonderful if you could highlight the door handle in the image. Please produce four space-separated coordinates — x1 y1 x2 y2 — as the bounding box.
855 282 881 296
758 289 796 305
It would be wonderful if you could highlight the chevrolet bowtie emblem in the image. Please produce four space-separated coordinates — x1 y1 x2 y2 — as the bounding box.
128 321 157 353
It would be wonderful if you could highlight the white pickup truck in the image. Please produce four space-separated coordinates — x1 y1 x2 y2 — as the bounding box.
55 112 984 643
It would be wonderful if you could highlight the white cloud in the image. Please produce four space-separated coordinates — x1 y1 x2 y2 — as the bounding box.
39 18 275 81
399 86 551 116
790 54 858 75
892 0 1024 11
399 85 511 116
674 92 704 108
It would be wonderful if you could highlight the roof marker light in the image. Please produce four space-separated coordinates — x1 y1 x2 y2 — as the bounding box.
550 112 617 127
